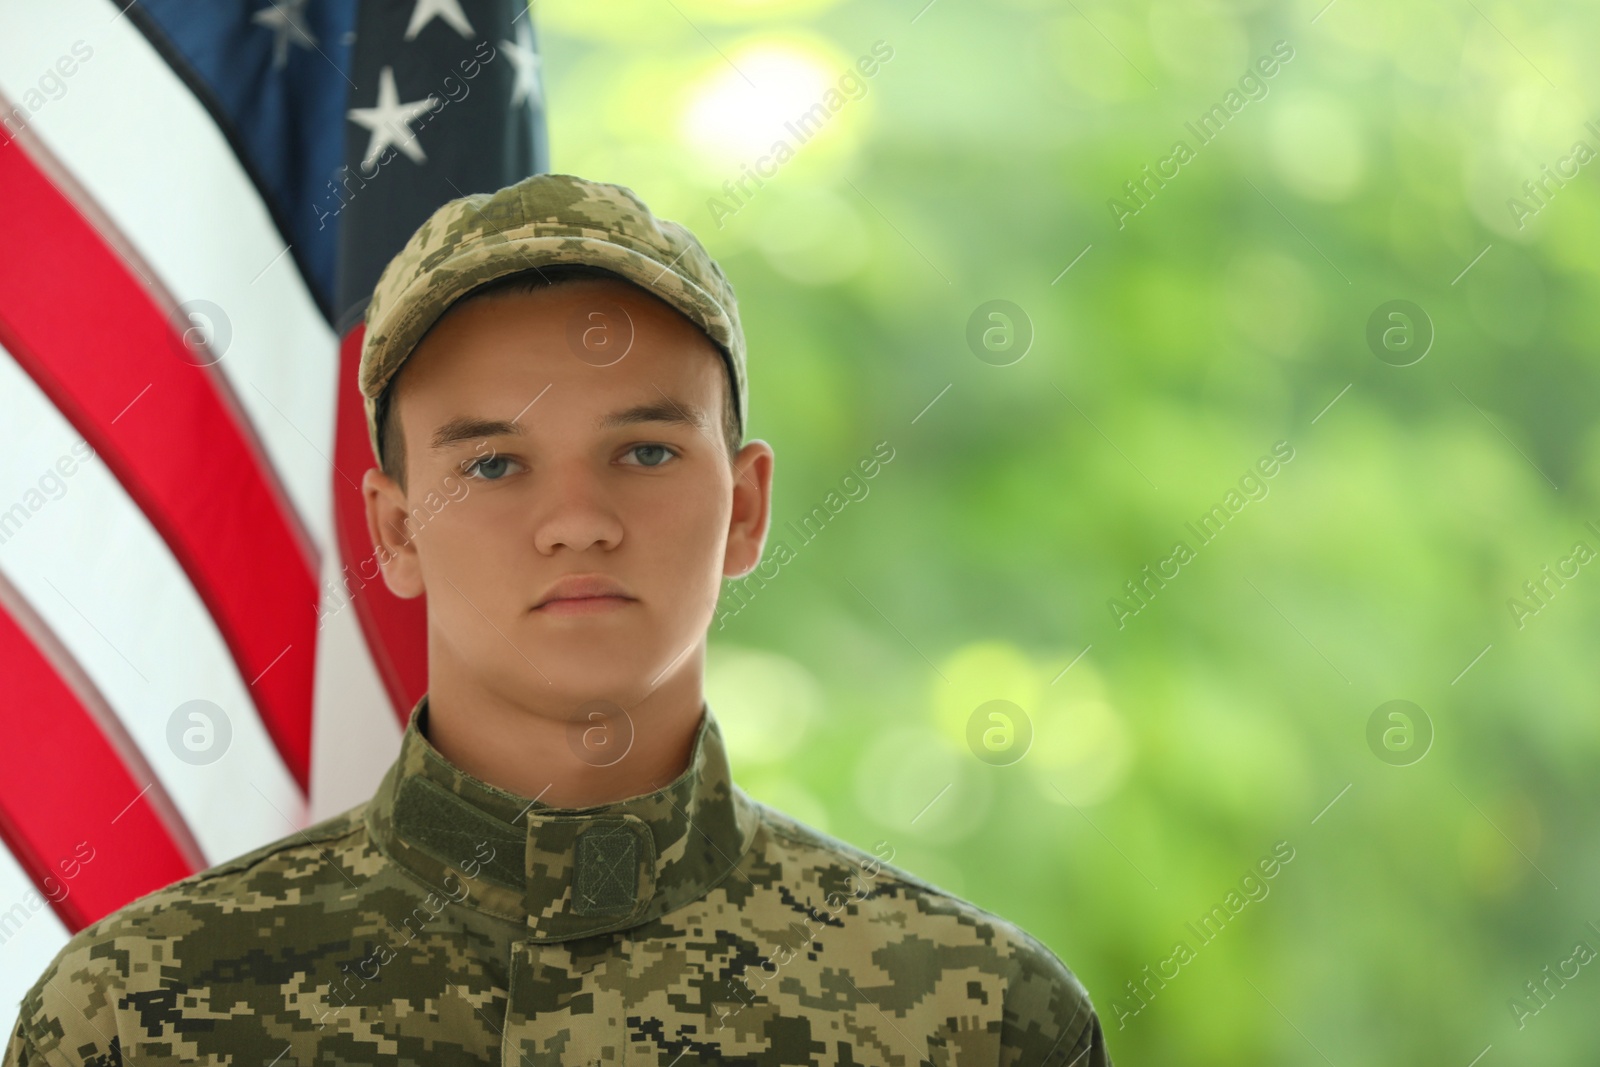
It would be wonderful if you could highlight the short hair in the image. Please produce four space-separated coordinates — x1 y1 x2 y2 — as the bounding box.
375 263 742 490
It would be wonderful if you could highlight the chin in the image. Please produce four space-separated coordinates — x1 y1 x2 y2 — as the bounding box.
526 649 656 700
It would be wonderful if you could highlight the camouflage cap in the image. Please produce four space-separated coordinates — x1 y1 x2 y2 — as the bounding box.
359 172 747 466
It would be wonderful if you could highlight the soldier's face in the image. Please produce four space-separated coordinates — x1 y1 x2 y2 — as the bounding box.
364 277 771 709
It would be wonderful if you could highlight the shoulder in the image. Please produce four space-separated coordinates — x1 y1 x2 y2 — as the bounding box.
7 804 370 1066
65 800 369 936
743 794 1112 1065
178 800 371 886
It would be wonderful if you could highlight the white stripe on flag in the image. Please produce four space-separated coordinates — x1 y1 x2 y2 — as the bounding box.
0 840 70 1026
309 552 404 822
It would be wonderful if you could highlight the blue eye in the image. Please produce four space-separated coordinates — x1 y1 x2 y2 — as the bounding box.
629 445 676 467
466 455 517 480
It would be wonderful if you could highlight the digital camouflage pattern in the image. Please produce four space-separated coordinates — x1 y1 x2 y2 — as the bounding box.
4 697 1109 1065
358 171 749 466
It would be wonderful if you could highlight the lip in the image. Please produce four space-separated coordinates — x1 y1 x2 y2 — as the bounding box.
533 574 635 612
535 595 634 617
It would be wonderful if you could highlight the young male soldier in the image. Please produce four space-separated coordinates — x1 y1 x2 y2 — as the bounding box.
5 173 1110 1066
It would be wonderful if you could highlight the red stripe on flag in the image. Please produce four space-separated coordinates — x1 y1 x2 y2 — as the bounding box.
0 574 202 932
332 324 427 725
0 132 317 790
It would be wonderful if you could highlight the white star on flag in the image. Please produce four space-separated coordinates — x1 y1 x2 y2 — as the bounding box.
347 67 438 169
251 0 318 70
500 18 542 110
404 0 474 40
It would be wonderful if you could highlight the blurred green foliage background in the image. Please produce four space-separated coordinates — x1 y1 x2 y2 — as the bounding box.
538 0 1600 1061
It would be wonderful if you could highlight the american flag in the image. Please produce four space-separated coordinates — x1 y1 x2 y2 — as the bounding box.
0 0 546 1006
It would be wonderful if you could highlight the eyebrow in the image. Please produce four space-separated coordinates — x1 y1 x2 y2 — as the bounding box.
429 416 522 451
429 398 708 451
600 398 708 432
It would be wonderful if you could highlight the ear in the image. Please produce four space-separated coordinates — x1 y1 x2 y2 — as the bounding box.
723 440 774 579
362 466 426 599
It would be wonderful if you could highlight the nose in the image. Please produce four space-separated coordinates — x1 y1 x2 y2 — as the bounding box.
531 457 625 555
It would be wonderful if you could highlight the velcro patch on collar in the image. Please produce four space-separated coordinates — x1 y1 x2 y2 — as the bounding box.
573 822 640 916
393 776 526 889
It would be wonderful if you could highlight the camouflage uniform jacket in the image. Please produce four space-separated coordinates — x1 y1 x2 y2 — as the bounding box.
4 697 1110 1065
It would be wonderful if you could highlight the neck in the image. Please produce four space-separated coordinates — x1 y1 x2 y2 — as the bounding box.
422 660 706 809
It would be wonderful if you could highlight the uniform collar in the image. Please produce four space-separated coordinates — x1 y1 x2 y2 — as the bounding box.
365 695 758 942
